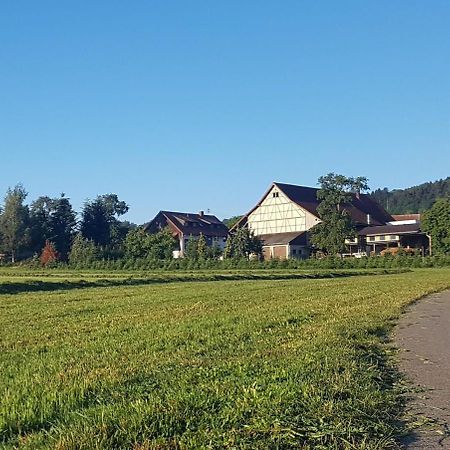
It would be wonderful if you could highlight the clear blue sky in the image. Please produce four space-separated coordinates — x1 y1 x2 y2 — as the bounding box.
1 1 449 223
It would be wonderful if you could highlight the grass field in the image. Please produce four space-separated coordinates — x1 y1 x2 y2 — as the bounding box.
1 269 449 449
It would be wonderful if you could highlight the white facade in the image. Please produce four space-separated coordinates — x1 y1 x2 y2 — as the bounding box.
247 185 319 236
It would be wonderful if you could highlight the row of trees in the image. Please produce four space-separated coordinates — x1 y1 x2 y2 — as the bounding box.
1 174 448 265
371 177 450 214
0 185 135 263
0 184 265 265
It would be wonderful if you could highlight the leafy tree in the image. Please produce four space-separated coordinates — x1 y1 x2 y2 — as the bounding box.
421 198 450 255
68 233 98 265
147 229 177 260
197 233 208 259
125 228 176 260
49 194 77 259
124 228 152 259
40 240 59 266
80 194 129 249
225 227 263 259
0 184 30 262
223 216 242 229
310 173 369 256
29 194 77 260
29 196 53 252
184 238 199 260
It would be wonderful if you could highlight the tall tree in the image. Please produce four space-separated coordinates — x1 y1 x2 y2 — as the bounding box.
0 184 30 262
310 173 369 255
80 194 129 248
49 194 77 259
30 194 76 259
225 227 263 259
421 198 450 255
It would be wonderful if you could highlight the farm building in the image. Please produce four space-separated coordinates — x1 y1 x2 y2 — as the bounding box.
233 182 428 259
144 210 228 258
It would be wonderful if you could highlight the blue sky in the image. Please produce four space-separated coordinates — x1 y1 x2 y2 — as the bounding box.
1 1 449 223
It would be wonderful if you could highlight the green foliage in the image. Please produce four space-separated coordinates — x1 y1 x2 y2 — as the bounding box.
80 194 129 249
68 233 98 266
225 227 263 259
222 215 242 229
0 184 30 263
1 269 449 448
124 228 177 260
124 228 151 259
30 194 76 260
196 233 207 259
311 173 368 255
422 198 450 255
371 177 450 214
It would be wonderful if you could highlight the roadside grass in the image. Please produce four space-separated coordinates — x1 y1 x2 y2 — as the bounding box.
1 269 449 449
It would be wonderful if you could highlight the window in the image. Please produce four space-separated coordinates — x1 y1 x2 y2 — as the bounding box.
272 192 279 198
379 235 386 241
368 236 375 242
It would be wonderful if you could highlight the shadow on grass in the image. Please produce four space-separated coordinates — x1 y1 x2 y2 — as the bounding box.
0 269 410 296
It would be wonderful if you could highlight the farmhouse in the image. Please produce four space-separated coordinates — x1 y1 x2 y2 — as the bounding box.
233 182 428 259
144 210 228 258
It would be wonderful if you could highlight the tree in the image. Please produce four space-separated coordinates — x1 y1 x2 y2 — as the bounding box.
196 233 208 259
124 228 177 260
48 195 77 259
40 240 59 266
0 184 30 262
421 198 450 255
147 229 177 260
68 233 98 265
80 194 129 249
223 216 242 229
29 194 77 260
29 196 53 253
124 228 152 259
224 227 263 259
310 173 369 256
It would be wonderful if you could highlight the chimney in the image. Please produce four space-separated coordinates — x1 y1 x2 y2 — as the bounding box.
367 214 371 225
199 210 204 217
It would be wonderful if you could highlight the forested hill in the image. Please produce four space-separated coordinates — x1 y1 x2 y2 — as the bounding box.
371 177 450 214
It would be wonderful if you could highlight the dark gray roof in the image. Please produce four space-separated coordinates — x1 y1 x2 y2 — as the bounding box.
274 182 393 226
233 182 393 230
259 232 307 246
358 223 421 236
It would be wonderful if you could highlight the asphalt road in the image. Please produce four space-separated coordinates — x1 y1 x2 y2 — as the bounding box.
396 290 450 449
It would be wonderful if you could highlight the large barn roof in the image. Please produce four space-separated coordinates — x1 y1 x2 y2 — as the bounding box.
234 182 393 229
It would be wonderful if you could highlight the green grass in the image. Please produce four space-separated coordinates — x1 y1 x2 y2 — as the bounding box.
1 269 449 449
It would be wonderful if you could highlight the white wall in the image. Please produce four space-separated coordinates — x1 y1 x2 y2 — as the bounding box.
247 185 320 235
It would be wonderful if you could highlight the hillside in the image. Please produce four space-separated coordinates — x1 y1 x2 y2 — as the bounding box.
371 177 450 214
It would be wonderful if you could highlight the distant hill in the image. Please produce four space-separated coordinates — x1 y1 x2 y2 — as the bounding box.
371 177 450 214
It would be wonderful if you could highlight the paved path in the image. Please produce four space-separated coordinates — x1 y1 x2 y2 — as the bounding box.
395 290 450 449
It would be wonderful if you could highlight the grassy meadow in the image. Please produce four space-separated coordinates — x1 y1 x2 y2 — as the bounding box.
1 268 449 449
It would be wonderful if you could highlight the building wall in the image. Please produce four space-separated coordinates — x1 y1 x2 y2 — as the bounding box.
247 185 319 235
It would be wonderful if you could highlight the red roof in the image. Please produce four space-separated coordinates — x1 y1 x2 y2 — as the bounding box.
144 211 228 237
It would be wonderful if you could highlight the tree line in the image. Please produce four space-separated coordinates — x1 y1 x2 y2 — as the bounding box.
0 184 265 266
371 177 450 214
1 175 449 266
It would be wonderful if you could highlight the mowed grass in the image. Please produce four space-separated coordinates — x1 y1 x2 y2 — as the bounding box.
0 270 449 449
